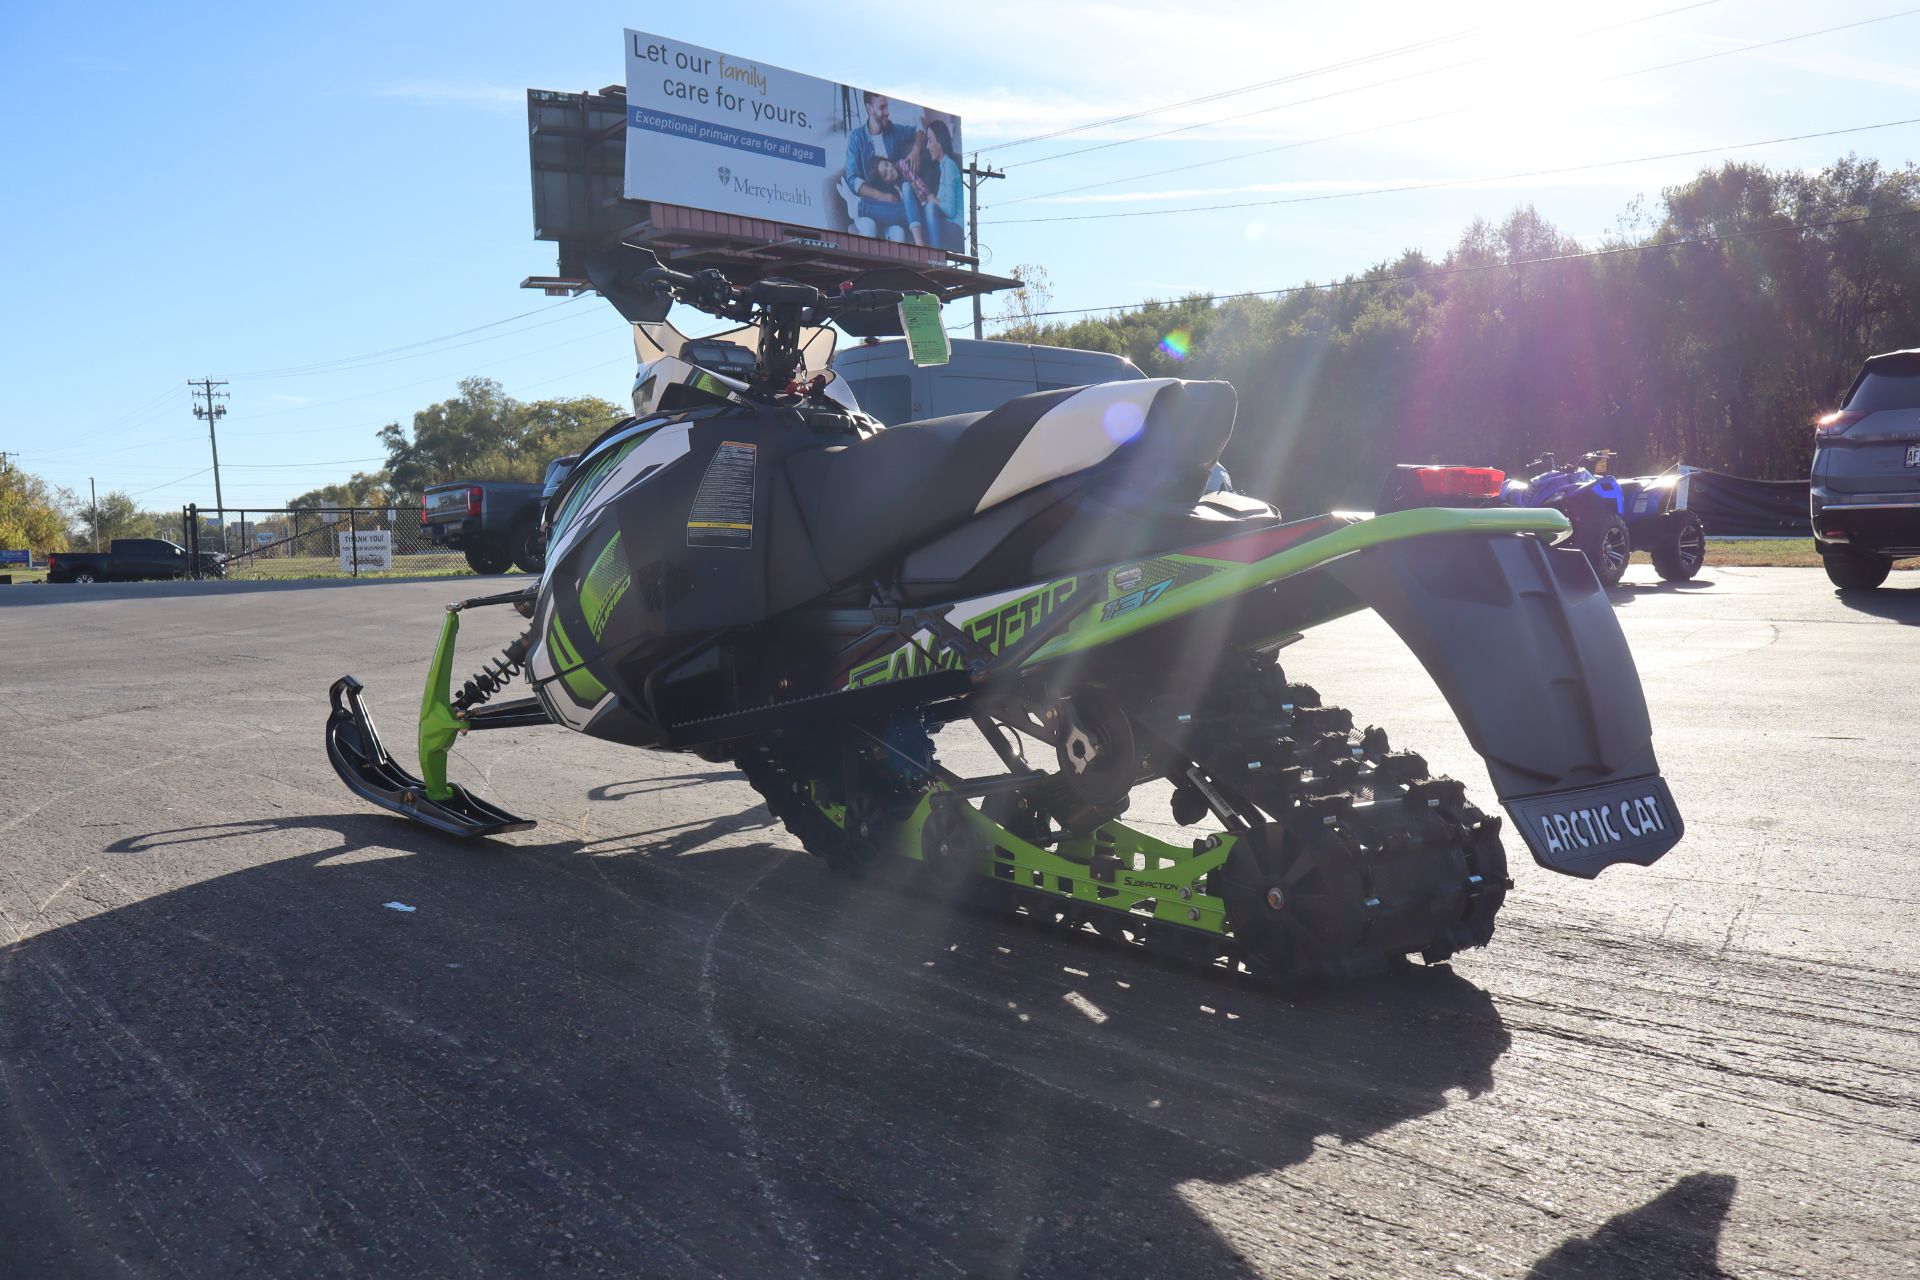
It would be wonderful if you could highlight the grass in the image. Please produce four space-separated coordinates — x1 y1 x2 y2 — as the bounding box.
1643 539 1918 570
223 552 477 580
0 551 486 584
3 539 1909 585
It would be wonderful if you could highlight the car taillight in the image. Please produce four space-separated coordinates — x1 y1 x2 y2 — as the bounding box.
419 502 429 527
1413 466 1506 499
1816 410 1866 433
467 486 483 517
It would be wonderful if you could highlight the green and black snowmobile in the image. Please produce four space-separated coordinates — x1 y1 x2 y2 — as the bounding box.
327 245 1682 981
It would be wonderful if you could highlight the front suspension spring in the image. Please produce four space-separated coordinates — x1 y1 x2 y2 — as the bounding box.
454 629 534 711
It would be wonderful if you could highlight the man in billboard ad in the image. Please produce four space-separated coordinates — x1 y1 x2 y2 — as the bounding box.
623 30 965 251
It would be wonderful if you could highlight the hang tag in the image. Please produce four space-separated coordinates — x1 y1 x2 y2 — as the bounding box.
897 293 951 367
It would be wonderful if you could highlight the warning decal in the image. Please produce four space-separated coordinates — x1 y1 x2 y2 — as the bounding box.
686 440 757 548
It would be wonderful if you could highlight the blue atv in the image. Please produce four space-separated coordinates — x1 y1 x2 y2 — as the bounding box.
1379 452 1706 588
1503 451 1705 588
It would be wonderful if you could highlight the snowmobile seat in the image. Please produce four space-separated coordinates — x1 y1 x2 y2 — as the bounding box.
790 378 1235 584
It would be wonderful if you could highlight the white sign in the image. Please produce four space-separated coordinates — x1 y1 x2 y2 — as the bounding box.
624 30 966 250
340 529 393 573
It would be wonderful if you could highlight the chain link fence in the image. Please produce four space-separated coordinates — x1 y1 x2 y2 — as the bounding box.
186 505 473 580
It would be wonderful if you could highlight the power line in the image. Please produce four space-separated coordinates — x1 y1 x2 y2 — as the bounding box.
993 116 1920 225
46 388 189 456
998 206 1920 324
232 300 605 383
980 30 1481 155
999 7 1920 208
998 0 1740 173
125 467 213 499
229 327 620 426
231 293 590 379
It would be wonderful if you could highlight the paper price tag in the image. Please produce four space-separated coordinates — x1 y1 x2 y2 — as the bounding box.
897 293 950 368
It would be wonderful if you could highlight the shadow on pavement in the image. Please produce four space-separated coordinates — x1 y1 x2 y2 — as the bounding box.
1607 576 1716 605
0 573 526 609
6 814 1513 1279
1526 1172 1737 1279
1832 579 1920 624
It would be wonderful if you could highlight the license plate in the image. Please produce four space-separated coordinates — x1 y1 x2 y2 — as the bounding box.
1506 776 1683 878
1907 444 1920 468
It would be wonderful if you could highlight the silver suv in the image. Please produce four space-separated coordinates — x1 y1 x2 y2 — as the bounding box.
1811 348 1920 589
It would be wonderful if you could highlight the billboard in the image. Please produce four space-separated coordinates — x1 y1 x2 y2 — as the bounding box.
624 30 965 251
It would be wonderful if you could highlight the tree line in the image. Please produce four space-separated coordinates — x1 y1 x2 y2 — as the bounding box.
997 156 1919 514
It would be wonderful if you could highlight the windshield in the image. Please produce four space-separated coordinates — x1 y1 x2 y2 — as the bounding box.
632 319 838 382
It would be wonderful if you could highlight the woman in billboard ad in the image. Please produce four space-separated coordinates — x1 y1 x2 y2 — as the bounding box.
837 87 964 251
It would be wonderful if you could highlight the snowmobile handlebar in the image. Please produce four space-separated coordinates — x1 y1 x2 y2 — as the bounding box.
637 266 907 324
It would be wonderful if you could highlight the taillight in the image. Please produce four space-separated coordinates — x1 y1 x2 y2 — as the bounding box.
419 502 429 527
1413 466 1506 499
1817 410 1866 433
467 486 483 517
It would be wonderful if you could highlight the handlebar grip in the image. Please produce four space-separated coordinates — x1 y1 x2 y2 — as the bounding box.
750 279 822 307
638 265 696 296
831 289 908 312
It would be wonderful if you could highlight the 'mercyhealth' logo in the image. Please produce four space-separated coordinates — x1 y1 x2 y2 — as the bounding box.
732 176 813 209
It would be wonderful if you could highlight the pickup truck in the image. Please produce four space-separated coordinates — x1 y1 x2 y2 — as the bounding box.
46 538 226 583
421 456 574 575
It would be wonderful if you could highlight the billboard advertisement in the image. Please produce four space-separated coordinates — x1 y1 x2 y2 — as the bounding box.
624 30 965 251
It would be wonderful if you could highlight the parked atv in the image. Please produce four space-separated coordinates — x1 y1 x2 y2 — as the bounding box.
1383 454 1705 588
1504 452 1705 587
327 247 1683 984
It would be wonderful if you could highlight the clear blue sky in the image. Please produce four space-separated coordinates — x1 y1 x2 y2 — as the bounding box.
4 0 1916 509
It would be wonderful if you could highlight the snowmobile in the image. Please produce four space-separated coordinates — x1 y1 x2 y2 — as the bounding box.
327 246 1683 980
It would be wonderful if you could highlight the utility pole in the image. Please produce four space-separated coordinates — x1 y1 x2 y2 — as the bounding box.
0 451 16 474
188 377 229 521
964 156 1005 340
90 477 99 551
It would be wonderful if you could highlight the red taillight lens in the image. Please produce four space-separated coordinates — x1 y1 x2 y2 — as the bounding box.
419 502 429 526
1817 410 1866 433
467 486 483 517
1413 466 1505 498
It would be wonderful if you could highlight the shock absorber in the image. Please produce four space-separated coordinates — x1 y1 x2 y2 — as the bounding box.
454 627 535 712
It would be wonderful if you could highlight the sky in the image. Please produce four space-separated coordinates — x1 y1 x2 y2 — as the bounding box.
3 0 1917 511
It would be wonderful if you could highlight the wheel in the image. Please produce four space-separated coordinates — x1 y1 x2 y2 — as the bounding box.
1571 510 1632 588
463 541 512 576
72 571 97 584
1651 512 1706 581
1822 547 1891 591
509 516 547 575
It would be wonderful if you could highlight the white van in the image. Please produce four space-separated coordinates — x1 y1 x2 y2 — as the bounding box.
834 337 1145 426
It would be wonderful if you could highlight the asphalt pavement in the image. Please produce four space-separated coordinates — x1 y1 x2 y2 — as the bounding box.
2 565 1915 1278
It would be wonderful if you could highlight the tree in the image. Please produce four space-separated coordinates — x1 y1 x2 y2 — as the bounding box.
73 490 172 548
378 378 624 496
991 264 1056 341
0 465 72 553
289 471 395 511
1009 154 1920 508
